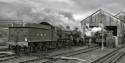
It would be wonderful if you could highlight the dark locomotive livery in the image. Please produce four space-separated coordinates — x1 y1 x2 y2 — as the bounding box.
7 22 83 52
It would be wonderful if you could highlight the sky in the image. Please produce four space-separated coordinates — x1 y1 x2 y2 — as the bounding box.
0 0 125 29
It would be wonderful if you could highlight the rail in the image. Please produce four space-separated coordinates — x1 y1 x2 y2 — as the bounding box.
91 45 125 63
20 46 99 63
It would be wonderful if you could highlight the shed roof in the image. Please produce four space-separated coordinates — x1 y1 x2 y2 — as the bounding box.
81 9 123 26
115 12 125 22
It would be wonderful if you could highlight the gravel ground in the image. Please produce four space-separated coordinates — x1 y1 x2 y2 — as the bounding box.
0 44 115 63
52 47 115 63
47 46 88 56
0 45 90 63
26 46 90 63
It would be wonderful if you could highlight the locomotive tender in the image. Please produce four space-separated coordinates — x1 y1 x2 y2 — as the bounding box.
7 22 82 52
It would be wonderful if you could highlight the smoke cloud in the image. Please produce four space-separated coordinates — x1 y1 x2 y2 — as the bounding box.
0 1 80 29
0 0 124 29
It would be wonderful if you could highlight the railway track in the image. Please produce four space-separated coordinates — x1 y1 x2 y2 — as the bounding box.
91 46 125 63
0 48 9 51
0 54 19 62
109 51 124 63
0 53 39 63
0 49 39 63
0 48 19 62
20 46 99 63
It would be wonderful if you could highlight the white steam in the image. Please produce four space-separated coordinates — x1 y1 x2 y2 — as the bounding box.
85 27 103 37
91 27 102 33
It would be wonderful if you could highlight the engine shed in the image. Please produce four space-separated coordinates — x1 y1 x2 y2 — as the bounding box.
81 9 125 45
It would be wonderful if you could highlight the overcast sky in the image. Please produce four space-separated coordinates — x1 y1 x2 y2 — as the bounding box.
0 0 125 29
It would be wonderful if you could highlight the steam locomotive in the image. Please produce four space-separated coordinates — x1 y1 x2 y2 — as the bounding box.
7 22 83 53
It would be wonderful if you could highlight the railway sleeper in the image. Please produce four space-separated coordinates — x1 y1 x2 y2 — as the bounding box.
110 51 125 63
103 51 122 63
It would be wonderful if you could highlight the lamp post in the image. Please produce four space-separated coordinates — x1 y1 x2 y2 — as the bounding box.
102 28 104 50
99 23 104 50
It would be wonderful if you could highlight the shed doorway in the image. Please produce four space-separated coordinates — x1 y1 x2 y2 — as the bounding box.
105 26 117 36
